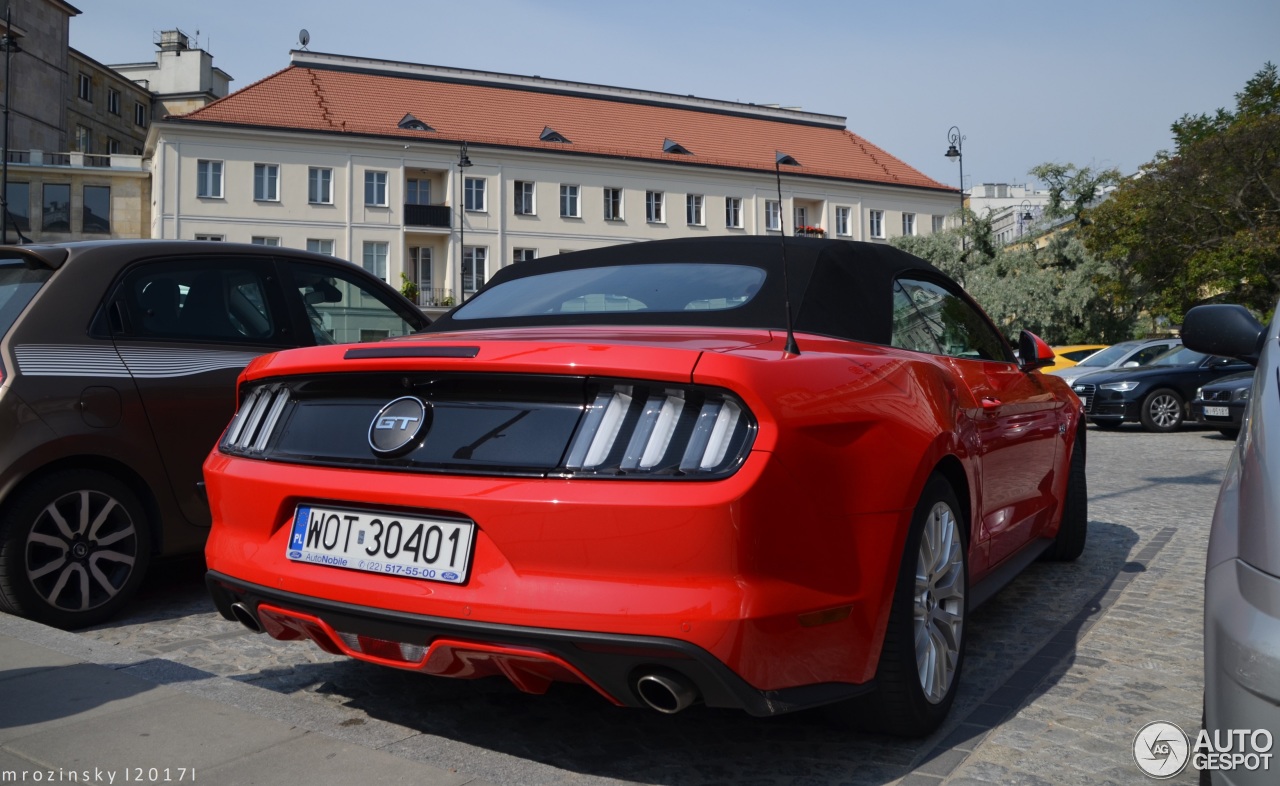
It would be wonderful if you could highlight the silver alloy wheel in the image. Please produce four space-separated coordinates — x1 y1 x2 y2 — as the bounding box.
1148 393 1182 429
914 501 965 704
25 489 139 612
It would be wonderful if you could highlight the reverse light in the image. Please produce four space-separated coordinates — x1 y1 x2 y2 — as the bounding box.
564 382 755 478
1100 381 1139 392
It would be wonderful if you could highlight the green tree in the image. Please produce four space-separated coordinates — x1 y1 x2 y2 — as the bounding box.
1083 63 1280 317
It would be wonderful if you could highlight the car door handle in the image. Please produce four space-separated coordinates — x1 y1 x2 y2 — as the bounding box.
981 397 1002 409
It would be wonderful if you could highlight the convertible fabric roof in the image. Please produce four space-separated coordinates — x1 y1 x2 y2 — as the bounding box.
428 237 947 346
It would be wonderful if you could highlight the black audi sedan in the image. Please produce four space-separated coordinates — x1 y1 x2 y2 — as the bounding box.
1072 345 1253 432
1191 371 1254 438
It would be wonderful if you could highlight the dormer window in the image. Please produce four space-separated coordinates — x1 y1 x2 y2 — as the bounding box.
662 138 692 155
398 113 433 131
540 126 570 143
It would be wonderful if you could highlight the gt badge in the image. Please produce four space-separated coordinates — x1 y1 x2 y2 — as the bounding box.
368 396 431 457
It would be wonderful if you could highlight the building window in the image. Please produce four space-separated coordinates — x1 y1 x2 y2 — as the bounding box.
462 246 487 295
464 177 486 212
194 234 224 241
82 185 110 233
869 210 884 239
794 206 807 229
196 160 223 199
77 73 91 102
134 102 147 128
405 178 430 205
765 200 781 231
365 171 388 206
932 215 946 233
836 206 851 236
513 181 535 215
308 168 332 204
560 184 580 218
686 194 704 226
902 212 916 236
645 191 664 223
307 239 335 255
4 182 29 231
107 138 121 155
254 164 280 202
409 246 432 296
725 197 742 229
362 241 389 281
42 184 70 232
107 89 120 115
604 187 623 220
513 248 538 263
251 236 281 246
73 126 91 153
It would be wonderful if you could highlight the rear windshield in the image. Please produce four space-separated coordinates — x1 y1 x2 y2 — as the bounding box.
0 260 51 338
451 263 768 320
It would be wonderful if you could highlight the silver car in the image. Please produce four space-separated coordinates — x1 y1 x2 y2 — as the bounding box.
1183 301 1277 786
1047 337 1182 387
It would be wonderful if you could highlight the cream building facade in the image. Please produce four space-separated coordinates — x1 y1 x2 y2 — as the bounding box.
147 52 960 312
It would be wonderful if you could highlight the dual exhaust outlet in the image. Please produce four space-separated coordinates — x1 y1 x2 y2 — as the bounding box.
230 601 700 714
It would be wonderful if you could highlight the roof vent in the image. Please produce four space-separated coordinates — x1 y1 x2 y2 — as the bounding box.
662 138 692 155
398 113 433 132
539 126 570 143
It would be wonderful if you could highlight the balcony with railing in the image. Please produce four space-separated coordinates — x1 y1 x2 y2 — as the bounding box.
5 149 146 170
404 203 452 229
415 287 456 309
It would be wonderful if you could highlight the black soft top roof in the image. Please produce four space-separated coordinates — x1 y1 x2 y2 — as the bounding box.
427 236 949 346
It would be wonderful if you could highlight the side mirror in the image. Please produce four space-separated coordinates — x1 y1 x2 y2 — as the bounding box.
1183 305 1264 366
1018 330 1055 371
1121 361 1140 368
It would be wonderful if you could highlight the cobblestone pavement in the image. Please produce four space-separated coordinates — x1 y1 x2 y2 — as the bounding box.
74 424 1231 785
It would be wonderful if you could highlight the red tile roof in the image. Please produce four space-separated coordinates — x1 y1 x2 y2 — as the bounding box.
178 59 951 193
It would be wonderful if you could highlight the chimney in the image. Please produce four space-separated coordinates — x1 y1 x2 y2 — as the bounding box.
158 30 191 52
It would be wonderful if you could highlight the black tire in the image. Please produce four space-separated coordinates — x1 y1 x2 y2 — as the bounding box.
1140 388 1185 432
1091 420 1123 430
1041 436 1087 562
0 470 151 629
860 475 968 737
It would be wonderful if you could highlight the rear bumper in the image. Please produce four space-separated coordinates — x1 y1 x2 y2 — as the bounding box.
207 571 871 716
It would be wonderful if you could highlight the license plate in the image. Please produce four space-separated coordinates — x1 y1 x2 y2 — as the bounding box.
286 504 474 584
1204 406 1230 418
1079 396 1091 411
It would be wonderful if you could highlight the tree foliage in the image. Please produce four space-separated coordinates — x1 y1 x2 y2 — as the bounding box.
1082 63 1280 318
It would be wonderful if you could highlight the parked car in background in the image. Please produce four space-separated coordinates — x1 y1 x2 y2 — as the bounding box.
1192 371 1254 439
1044 344 1108 372
1047 337 1182 387
204 237 1086 736
1072 345 1253 432
1182 301 1275 786
0 240 429 629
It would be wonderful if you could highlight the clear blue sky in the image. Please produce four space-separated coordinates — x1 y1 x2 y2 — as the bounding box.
72 0 1279 190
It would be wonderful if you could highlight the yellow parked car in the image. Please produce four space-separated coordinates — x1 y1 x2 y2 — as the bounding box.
1045 344 1108 372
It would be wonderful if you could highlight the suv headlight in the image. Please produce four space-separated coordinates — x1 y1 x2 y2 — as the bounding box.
1233 387 1250 402
1100 381 1139 392
1195 386 1205 400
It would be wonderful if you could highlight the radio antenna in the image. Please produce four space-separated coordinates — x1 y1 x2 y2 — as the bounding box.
774 151 800 356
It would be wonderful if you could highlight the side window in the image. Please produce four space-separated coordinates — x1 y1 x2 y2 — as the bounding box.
1130 344 1171 366
893 278 1011 362
891 281 942 354
121 261 283 344
283 261 421 345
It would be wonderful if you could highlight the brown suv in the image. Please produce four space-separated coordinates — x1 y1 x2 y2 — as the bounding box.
0 240 428 628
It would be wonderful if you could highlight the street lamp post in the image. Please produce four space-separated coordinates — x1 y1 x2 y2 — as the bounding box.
944 126 965 233
1 6 20 246
455 141 472 305
1018 200 1034 237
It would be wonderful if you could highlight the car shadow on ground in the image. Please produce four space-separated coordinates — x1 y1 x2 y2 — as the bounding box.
218 519 1143 786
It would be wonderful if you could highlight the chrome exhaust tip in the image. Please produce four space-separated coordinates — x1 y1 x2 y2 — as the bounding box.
229 602 263 634
635 671 698 714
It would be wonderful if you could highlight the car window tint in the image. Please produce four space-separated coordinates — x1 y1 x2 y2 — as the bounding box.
1077 342 1137 366
893 278 1010 362
122 262 282 344
891 280 942 354
285 261 419 345
1129 344 1173 365
0 261 51 337
451 263 767 319
1061 348 1101 362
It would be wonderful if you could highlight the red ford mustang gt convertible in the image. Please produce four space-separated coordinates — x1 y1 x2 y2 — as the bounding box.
204 237 1085 735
